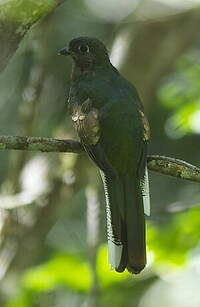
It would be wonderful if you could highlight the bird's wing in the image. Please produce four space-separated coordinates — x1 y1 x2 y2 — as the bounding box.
72 97 150 180
71 97 116 174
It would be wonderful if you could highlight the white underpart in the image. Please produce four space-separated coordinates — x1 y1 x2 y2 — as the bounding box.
143 165 150 216
100 171 123 270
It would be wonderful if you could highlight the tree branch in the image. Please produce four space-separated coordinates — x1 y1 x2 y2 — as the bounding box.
0 135 82 153
0 0 66 72
0 135 199 183
147 155 200 183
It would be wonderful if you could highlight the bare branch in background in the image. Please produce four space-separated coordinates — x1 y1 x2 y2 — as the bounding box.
0 135 199 183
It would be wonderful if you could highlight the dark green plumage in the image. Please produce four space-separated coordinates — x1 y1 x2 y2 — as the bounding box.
59 37 150 274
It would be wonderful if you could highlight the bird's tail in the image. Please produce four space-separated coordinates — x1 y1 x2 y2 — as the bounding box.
101 172 147 274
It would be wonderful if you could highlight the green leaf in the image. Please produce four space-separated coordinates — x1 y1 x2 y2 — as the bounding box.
23 254 92 292
158 52 200 137
147 206 200 266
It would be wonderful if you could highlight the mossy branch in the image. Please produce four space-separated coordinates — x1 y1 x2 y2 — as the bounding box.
147 155 200 183
0 135 199 183
0 135 82 153
0 0 66 72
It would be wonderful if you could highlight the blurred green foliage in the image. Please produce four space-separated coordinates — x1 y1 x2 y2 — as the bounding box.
148 206 200 266
0 0 55 23
5 245 143 307
6 204 200 307
159 53 200 138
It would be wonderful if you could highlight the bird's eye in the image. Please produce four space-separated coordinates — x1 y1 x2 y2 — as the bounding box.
78 44 89 53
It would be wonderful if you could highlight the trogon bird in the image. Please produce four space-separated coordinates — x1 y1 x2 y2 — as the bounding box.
58 37 150 274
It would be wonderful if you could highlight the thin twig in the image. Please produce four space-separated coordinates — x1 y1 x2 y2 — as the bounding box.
0 135 199 183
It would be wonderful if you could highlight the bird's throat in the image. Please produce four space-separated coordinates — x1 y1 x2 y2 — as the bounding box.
71 59 93 81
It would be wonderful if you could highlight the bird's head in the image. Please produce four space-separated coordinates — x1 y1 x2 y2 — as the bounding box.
58 37 110 70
